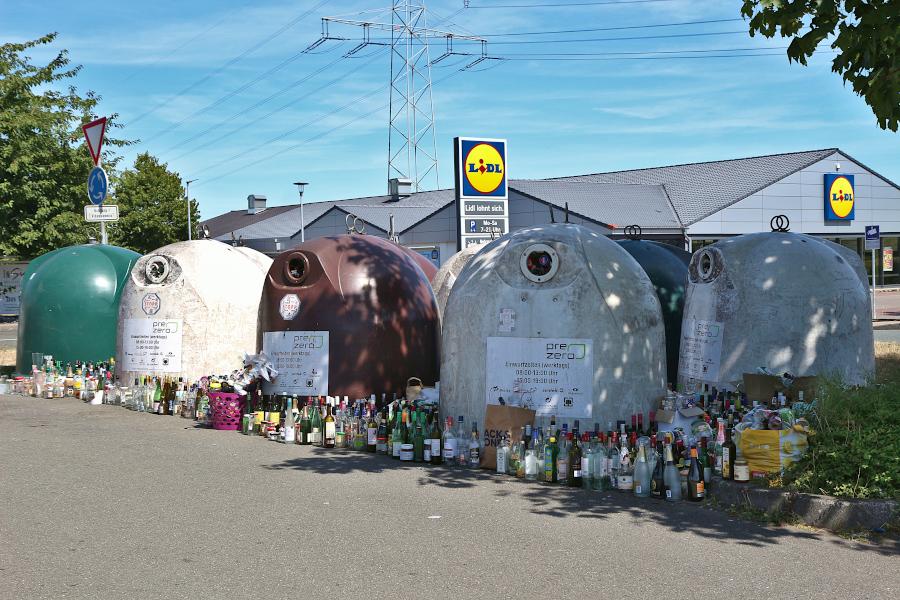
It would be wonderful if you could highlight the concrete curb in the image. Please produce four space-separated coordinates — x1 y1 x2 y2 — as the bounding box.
708 478 898 533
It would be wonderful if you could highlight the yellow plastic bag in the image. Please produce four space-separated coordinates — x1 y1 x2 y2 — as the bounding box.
738 429 808 474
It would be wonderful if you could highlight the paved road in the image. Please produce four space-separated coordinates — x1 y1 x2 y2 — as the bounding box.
876 290 900 319
0 395 896 600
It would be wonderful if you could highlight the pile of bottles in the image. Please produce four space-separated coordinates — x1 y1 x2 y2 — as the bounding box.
26 357 115 403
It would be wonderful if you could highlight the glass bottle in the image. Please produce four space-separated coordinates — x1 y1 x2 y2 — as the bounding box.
413 411 426 462
592 433 609 491
663 444 682 502
496 431 509 474
700 437 711 483
633 443 651 497
723 428 737 480
430 411 443 465
543 436 558 483
392 407 405 459
423 410 434 462
456 416 468 467
617 433 634 491
568 431 583 488
687 445 705 501
608 432 620 490
442 416 457 465
556 425 569 485
468 421 481 468
714 420 726 476
311 399 324 446
650 441 665 499
532 427 545 482
376 408 388 455
366 406 378 453
524 425 539 481
324 400 336 448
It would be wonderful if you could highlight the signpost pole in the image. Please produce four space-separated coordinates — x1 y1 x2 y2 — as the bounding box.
185 179 197 241
98 157 107 245
871 249 877 316
865 225 880 318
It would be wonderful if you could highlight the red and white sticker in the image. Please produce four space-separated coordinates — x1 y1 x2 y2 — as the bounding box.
279 294 300 320
142 293 161 315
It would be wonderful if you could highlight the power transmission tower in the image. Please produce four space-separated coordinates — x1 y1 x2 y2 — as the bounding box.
308 2 489 192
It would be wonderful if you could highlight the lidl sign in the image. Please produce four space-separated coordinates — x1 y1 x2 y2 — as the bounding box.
457 137 507 200
454 137 509 251
824 173 855 221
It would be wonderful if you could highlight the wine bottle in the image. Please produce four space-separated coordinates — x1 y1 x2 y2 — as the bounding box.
634 443 651 497
524 425 539 481
423 410 434 462
687 446 705 501
376 408 388 455
324 400 336 448
723 427 737 480
467 421 481 468
456 416 468 467
567 430 582 488
430 410 443 465
413 411 426 462
392 406 404 459
663 444 681 502
310 398 323 446
366 405 378 453
556 425 569 485
714 420 725 475
650 441 665 498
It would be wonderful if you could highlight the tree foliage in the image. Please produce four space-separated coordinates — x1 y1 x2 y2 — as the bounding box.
0 34 130 258
108 153 198 254
741 1 900 132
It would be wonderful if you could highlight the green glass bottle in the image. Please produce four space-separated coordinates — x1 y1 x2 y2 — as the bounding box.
413 411 425 462
544 436 559 483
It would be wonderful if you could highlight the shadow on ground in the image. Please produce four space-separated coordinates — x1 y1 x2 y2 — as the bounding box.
265 447 899 557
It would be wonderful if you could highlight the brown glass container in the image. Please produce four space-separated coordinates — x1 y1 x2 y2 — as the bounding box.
260 235 440 399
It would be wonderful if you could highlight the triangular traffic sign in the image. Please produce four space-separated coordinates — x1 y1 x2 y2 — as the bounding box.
82 117 107 165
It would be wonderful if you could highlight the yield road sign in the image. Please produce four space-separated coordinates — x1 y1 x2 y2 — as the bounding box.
82 117 107 165
84 205 119 222
87 166 108 205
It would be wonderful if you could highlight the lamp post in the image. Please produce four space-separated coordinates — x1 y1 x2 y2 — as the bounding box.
293 182 308 242
185 178 198 240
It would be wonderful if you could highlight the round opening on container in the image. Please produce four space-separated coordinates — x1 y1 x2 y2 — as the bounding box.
520 243 559 283
144 256 170 284
694 248 722 283
283 252 310 285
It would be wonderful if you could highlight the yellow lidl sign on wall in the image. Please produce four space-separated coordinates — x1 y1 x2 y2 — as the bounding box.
454 137 509 251
824 173 855 221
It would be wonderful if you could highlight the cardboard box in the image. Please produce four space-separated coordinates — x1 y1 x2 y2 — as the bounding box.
742 374 818 403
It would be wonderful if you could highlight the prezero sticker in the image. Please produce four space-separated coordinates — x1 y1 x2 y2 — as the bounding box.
279 294 300 320
141 293 161 315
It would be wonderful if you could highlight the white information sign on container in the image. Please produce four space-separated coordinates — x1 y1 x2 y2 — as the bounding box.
262 331 329 395
678 318 724 382
0 262 27 315
121 318 183 373
485 337 593 419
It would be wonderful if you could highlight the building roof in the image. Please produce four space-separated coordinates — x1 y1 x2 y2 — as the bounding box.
550 148 839 225
219 202 337 241
202 204 297 239
509 180 681 229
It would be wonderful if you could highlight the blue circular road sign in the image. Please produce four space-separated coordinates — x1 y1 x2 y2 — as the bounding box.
87 166 108 206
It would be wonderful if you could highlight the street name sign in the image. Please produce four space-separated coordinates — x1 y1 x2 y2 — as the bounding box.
84 204 119 222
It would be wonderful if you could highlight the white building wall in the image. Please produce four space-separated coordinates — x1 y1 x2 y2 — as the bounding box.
688 152 900 237
399 205 456 266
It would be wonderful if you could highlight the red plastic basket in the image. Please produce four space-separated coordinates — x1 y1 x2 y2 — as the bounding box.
208 392 245 431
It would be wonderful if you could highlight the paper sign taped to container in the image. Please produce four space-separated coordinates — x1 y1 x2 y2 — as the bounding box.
0 262 27 315
121 318 183 373
485 337 593 419
262 331 328 395
679 318 724 382
498 308 516 333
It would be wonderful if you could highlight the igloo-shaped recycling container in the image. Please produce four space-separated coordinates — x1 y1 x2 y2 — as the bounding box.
432 244 480 318
678 231 874 389
259 234 440 400
116 240 272 383
617 239 691 385
16 244 140 373
441 224 667 430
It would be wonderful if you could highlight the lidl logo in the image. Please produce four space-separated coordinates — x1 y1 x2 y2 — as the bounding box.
457 138 507 199
824 173 855 221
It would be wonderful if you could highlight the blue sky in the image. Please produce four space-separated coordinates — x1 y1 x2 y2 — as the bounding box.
4 0 898 219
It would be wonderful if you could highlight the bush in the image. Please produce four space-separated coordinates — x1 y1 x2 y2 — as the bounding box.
781 378 900 500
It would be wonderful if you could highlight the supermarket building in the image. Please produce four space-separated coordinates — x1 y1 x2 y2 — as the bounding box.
202 148 900 286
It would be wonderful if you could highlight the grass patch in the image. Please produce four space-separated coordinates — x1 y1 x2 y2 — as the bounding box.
0 347 15 368
875 341 900 385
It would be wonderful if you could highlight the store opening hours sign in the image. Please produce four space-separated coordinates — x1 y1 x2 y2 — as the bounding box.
485 337 593 419
262 331 329 395
122 318 183 373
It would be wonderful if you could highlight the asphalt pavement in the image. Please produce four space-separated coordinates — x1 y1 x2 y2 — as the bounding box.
0 394 896 600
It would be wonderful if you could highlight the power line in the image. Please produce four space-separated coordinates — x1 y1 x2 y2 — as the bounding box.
127 0 329 126
467 0 678 7
499 51 818 61
485 30 749 45
169 49 384 162
194 68 467 189
478 18 744 36
498 45 789 57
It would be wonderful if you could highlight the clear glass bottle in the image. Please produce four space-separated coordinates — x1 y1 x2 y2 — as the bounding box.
556 424 569 485
608 432 620 490
468 421 481 468
581 432 594 490
633 443 651 497
496 431 509 474
442 416 457 465
663 444 682 502
524 425 539 481
456 416 468 467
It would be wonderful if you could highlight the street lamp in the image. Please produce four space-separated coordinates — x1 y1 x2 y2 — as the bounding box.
185 178 198 241
293 182 308 242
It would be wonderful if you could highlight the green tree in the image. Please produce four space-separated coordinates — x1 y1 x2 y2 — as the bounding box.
0 34 129 259
109 153 198 254
742 0 900 132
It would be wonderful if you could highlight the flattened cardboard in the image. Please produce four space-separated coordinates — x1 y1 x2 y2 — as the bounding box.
742 374 818 403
